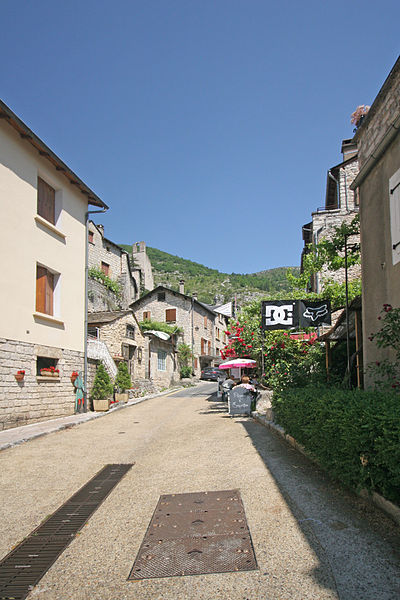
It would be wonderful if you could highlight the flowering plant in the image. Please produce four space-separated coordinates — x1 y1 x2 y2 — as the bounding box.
351 105 370 128
71 371 79 378
41 366 59 374
17 370 25 375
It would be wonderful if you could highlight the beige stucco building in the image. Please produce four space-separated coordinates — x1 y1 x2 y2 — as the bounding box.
351 56 400 385
0 99 107 430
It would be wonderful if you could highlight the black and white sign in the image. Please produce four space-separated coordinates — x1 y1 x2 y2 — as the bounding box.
262 299 331 330
262 300 296 330
228 387 253 415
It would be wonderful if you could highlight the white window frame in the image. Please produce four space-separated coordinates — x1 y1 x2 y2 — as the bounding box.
389 167 400 265
157 349 167 371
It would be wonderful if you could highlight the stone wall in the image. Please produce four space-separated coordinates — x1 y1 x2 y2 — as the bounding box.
0 338 83 431
88 223 137 311
354 59 400 167
132 241 154 291
148 337 177 388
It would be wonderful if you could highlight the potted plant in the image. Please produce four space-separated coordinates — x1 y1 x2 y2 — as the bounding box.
15 370 25 382
71 371 79 384
91 363 113 411
40 366 59 377
114 361 131 404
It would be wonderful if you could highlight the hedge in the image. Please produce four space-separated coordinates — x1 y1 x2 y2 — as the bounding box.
272 387 400 504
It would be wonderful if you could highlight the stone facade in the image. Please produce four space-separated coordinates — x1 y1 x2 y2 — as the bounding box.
132 241 154 292
351 56 400 385
0 338 82 430
131 286 227 376
302 140 360 293
88 311 147 381
88 222 139 311
146 334 177 388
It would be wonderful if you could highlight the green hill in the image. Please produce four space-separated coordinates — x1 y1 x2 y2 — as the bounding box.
121 244 299 305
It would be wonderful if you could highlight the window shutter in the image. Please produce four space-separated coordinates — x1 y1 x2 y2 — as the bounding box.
204 316 207 328
390 168 400 265
143 311 151 321
208 341 211 355
46 271 54 315
101 262 109 275
166 308 176 322
37 177 55 224
36 266 47 313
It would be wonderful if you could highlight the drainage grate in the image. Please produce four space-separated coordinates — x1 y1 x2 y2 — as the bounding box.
128 489 257 580
0 464 133 600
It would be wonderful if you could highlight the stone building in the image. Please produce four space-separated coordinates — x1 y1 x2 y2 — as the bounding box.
88 221 139 311
130 282 228 376
350 56 400 385
0 99 108 431
132 241 154 293
301 139 360 293
87 310 177 391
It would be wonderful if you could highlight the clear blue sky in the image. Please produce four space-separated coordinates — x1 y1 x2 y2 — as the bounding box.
1 1 399 273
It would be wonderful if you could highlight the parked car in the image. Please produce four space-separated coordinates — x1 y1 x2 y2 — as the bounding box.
200 367 225 381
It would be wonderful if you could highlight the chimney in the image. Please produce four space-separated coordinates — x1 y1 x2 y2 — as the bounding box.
192 292 198 301
179 279 185 294
341 139 358 161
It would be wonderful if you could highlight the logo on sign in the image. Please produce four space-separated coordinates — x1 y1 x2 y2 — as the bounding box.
302 304 329 322
264 304 294 327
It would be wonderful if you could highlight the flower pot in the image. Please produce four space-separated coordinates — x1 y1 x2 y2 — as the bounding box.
115 392 129 404
93 398 110 412
15 373 24 382
40 370 59 377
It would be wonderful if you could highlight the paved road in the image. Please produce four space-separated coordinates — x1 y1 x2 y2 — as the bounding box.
0 382 399 599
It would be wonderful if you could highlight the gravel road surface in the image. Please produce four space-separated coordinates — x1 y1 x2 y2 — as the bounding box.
0 382 399 599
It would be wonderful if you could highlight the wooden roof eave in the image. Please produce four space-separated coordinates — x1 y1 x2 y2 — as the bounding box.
0 99 107 209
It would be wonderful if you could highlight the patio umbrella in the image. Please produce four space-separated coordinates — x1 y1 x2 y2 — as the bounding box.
219 358 257 369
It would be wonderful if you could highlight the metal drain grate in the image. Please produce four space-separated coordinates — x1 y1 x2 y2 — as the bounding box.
128 489 257 580
0 464 133 600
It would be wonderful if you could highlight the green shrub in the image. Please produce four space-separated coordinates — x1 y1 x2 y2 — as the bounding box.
115 361 131 392
139 320 183 336
91 363 113 400
180 365 192 378
88 267 121 295
272 386 400 504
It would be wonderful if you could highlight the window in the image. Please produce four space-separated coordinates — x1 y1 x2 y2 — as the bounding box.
101 262 109 276
126 324 135 339
36 265 55 315
37 177 55 224
390 167 400 265
158 292 166 301
201 338 206 354
166 308 176 322
208 341 211 355
143 311 151 321
216 327 220 340
157 349 167 371
204 316 208 328
194 358 198 369
88 231 94 244
36 356 58 376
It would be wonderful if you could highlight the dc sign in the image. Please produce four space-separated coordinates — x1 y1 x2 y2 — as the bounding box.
261 300 331 330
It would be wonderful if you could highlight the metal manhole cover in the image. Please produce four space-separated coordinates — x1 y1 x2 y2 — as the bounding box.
128 489 257 580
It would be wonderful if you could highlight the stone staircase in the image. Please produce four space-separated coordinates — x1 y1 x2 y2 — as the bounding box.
87 339 117 378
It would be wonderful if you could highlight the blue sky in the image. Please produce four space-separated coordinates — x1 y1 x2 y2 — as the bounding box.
1 1 399 273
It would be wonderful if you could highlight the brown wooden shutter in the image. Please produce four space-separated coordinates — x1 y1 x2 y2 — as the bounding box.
201 339 204 354
36 266 53 315
204 316 207 328
46 271 54 315
208 341 211 355
101 262 109 275
165 308 176 322
143 311 151 321
36 266 47 313
37 177 55 224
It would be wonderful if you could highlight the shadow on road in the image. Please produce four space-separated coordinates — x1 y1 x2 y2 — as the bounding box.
237 418 400 600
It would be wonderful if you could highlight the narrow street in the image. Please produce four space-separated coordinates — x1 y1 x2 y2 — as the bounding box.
0 383 399 600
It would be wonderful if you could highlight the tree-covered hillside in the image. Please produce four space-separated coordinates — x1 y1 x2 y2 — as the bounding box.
121 244 299 305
